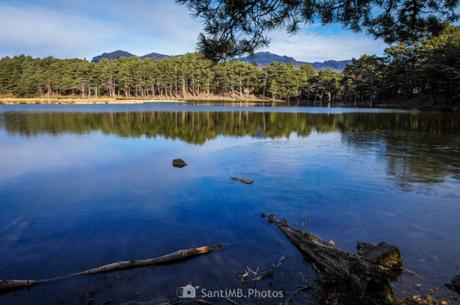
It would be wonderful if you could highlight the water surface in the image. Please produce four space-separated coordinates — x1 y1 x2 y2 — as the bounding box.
0 104 459 304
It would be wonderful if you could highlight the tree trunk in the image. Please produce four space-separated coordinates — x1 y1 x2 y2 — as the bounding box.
182 77 186 97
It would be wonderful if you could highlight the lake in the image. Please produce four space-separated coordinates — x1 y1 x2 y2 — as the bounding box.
0 103 459 305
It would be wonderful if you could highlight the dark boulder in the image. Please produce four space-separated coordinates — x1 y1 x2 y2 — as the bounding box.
449 275 460 293
172 159 187 168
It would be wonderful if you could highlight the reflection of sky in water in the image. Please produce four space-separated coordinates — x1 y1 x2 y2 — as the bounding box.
0 106 459 305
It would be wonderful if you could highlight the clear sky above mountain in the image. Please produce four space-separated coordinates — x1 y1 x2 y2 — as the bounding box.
0 0 387 61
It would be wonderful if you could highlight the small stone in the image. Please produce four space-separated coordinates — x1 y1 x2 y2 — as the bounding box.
172 158 187 168
231 176 254 184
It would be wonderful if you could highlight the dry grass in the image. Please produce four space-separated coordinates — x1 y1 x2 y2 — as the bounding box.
0 95 281 105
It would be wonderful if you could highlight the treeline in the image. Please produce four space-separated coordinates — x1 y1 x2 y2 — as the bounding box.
342 25 460 105
0 53 318 101
0 26 459 105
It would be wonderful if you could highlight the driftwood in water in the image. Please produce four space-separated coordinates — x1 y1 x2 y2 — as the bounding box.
240 256 285 283
0 280 42 293
264 214 402 305
231 177 254 184
0 244 224 294
78 243 224 275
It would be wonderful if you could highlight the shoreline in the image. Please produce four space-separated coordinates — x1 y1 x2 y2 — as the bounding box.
1 97 458 112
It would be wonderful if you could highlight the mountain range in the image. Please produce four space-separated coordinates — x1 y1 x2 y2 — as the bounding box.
239 52 351 70
91 50 170 63
91 50 351 70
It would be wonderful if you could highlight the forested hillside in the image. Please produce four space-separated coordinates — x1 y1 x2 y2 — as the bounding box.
0 26 459 105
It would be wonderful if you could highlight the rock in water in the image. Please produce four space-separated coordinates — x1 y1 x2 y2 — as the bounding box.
231 176 253 184
450 275 460 293
172 159 187 168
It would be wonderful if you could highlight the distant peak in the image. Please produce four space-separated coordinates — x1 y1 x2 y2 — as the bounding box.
140 52 170 60
91 50 136 63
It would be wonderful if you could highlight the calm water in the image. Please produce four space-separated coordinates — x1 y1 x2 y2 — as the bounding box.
0 103 459 305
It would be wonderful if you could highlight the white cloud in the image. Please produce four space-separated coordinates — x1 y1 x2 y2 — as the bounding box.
0 3 121 59
0 1 386 60
0 1 203 58
265 29 387 62
97 0 203 55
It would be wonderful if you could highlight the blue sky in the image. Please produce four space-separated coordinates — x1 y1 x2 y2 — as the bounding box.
0 0 387 61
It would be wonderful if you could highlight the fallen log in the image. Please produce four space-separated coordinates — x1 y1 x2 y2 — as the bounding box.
263 214 402 305
0 244 225 294
0 280 42 293
78 243 225 275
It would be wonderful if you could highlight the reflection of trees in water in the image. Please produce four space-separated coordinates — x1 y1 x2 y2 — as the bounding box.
1 111 459 186
343 130 455 188
339 113 460 187
1 111 324 143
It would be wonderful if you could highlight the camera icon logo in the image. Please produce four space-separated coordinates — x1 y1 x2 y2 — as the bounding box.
176 283 199 298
